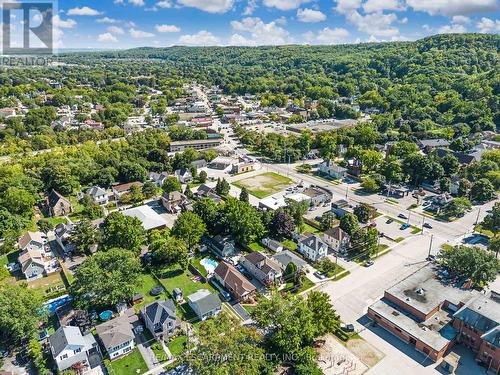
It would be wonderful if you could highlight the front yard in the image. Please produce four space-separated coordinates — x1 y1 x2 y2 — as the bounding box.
167 335 188 357
233 172 293 198
108 349 148 375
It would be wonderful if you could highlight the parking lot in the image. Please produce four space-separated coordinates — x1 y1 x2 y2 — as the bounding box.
374 216 417 242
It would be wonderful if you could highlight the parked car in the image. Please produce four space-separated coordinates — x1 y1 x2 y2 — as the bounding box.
364 260 374 267
386 219 393 224
423 223 433 229
313 271 326 280
398 214 407 219
427 255 436 262
340 323 355 332
400 224 410 230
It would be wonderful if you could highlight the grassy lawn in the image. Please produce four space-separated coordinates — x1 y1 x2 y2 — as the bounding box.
333 270 350 281
242 304 258 315
150 342 168 363
475 224 494 237
134 273 165 311
28 272 65 293
191 257 208 277
167 335 188 357
158 267 216 296
247 242 266 252
282 239 297 250
233 172 293 198
42 217 68 227
301 223 321 235
108 349 148 375
294 278 315 293
385 198 399 205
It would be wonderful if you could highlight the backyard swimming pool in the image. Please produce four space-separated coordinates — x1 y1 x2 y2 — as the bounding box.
200 258 218 274
44 295 72 314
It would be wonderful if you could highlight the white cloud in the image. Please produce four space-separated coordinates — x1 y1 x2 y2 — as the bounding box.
476 17 500 33
363 0 405 13
130 28 155 38
304 27 350 44
98 32 118 43
129 0 145 5
97 17 118 23
67 6 102 16
177 0 234 13
335 0 362 15
438 23 467 33
156 0 173 8
53 15 76 29
107 26 125 34
297 8 326 23
155 24 181 32
179 30 220 45
406 0 499 16
231 17 290 45
452 15 471 24
346 10 400 37
229 33 256 45
263 0 311 11
243 0 258 15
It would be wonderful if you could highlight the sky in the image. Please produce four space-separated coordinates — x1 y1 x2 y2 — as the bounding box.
4 0 500 49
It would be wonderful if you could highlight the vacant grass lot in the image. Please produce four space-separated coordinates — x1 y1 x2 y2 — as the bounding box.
233 172 293 198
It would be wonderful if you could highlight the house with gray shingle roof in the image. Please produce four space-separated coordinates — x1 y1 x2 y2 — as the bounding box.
187 289 222 321
49 326 98 372
298 234 328 262
140 300 180 341
86 186 109 205
272 250 307 271
241 251 282 286
95 309 136 360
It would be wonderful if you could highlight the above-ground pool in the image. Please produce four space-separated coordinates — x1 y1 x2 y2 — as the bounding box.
200 258 218 274
44 295 72 315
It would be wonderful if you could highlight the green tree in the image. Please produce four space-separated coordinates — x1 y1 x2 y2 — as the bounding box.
284 198 309 228
443 198 472 218
470 178 496 203
320 212 336 231
80 195 105 220
70 219 99 255
162 176 182 194
307 291 340 336
185 314 270 375
150 236 188 270
199 170 208 183
102 212 145 253
440 177 451 193
440 154 460 176
488 236 499 259
1 187 36 217
215 178 230 196
239 187 249 203
339 213 360 236
439 245 498 286
171 212 206 251
268 210 295 240
193 198 219 234
222 198 264 244
71 249 141 309
142 181 159 198
118 162 147 183
481 202 500 235
28 339 48 375
0 284 45 344
361 176 380 192
353 203 374 223
458 178 472 197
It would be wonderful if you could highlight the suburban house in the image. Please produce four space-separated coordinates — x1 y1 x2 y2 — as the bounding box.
195 184 223 204
49 326 99 373
272 250 307 272
141 300 180 341
187 289 222 321
367 264 500 371
417 139 451 153
206 235 236 258
122 205 168 231
261 237 283 252
95 309 136 361
302 185 333 206
148 171 169 187
298 234 328 262
85 186 109 206
190 159 207 169
213 262 256 301
175 168 193 184
161 191 190 214
346 158 363 177
54 223 75 254
112 181 144 199
319 160 347 179
240 251 283 286
18 231 48 280
0 107 16 118
323 227 351 252
47 190 73 217
331 199 352 218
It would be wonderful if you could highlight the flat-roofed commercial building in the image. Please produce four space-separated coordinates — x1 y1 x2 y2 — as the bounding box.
170 139 223 152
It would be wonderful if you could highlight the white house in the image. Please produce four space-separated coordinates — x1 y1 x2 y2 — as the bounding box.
49 326 99 373
187 289 222 321
86 186 109 206
95 310 136 361
319 160 347 179
18 231 48 280
298 234 328 262
323 227 350 253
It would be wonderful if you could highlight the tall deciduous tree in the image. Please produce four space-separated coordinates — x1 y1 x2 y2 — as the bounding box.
268 210 295 240
239 187 249 203
102 212 145 253
171 212 206 251
339 213 360 236
70 219 99 255
162 176 182 194
71 248 141 309
470 178 496 203
150 236 188 270
222 198 264 244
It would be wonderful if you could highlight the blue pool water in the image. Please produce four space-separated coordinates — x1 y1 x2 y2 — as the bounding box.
99 310 113 321
200 258 218 274
44 295 72 314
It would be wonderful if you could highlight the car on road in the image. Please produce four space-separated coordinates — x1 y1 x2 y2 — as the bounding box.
400 224 410 230
313 271 327 280
364 260 374 267
423 223 433 229
398 214 407 219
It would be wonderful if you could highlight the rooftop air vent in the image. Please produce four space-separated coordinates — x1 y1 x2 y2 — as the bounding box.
416 288 425 296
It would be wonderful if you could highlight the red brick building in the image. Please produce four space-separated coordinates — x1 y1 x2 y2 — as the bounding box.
368 265 499 372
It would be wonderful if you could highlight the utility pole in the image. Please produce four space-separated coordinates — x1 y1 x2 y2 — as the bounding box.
345 186 348 199
428 234 434 258
474 207 481 226
407 210 411 225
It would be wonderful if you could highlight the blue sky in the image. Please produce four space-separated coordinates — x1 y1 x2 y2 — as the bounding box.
30 0 500 49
